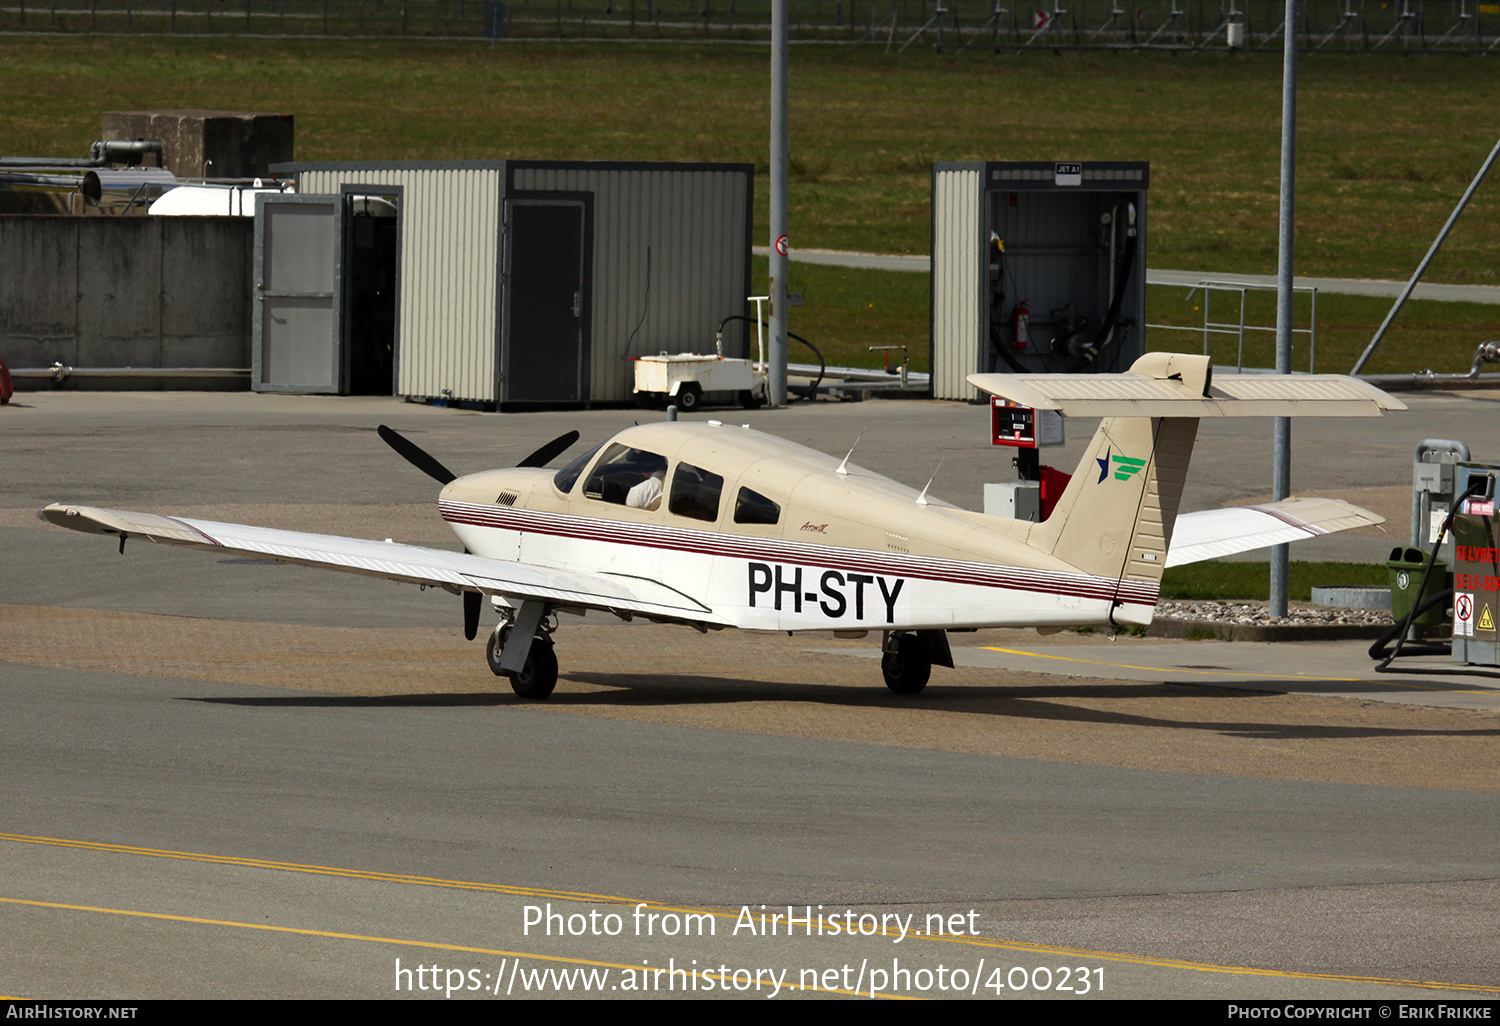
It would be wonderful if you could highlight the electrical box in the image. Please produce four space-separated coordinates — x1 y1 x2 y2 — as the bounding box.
1412 440 1469 564
984 482 1042 522
931 160 1149 400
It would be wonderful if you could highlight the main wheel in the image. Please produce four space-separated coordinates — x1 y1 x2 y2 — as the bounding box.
675 384 702 413
489 625 558 698
508 637 557 700
881 632 931 695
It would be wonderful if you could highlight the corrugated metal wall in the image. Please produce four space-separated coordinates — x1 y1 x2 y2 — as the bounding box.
931 166 983 401
511 165 750 403
300 167 502 402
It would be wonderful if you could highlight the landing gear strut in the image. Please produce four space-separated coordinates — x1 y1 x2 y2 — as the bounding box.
881 631 932 695
487 620 558 700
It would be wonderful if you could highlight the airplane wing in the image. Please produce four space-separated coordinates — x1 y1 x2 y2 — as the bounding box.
38 503 729 626
1167 498 1384 568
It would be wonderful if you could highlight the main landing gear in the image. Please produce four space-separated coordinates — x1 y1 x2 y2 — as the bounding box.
881 632 932 695
487 615 558 700
880 630 955 695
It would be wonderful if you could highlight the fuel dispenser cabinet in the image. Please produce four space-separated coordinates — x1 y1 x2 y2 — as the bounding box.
930 161 1149 400
1450 463 1500 666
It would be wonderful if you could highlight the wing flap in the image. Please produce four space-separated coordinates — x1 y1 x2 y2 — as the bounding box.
40 503 728 625
1167 498 1385 567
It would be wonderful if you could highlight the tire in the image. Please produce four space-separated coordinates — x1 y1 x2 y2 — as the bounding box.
508 638 557 700
881 633 931 695
739 389 765 410
675 384 702 413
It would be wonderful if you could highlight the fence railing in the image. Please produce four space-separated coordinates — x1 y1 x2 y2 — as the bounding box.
1 0 1496 48
1147 279 1318 374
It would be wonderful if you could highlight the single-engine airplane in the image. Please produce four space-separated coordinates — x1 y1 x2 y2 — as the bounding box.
41 352 1401 699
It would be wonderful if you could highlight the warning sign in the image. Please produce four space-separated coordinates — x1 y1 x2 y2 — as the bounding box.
1455 593 1474 637
1481 603 1495 632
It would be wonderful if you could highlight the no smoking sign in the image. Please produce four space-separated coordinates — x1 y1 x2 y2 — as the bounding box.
1456 593 1474 637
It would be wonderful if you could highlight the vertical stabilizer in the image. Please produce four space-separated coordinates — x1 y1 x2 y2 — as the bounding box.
1027 415 1199 600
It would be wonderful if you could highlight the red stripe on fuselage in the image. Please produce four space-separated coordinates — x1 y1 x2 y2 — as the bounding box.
438 500 1159 607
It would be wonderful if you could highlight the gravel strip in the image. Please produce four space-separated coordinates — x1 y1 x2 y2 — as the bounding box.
1158 600 1396 629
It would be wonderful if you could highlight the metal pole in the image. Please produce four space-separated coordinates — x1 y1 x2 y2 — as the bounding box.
768 0 790 406
1350 134 1500 375
1270 0 1298 619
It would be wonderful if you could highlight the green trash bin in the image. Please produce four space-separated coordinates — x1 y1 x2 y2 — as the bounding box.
1386 546 1449 626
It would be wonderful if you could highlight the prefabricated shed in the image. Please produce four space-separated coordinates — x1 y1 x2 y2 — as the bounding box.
260 160 754 405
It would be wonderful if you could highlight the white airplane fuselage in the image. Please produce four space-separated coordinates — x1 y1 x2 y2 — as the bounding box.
437 421 1158 634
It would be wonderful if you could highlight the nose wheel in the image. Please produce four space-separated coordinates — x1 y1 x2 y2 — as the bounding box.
487 623 558 699
881 632 932 695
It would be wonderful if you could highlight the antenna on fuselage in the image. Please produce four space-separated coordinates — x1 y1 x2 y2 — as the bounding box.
835 432 865 476
916 457 946 506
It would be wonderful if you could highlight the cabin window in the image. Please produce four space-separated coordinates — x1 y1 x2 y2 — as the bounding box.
553 441 606 494
583 443 669 510
733 487 780 526
669 463 724 522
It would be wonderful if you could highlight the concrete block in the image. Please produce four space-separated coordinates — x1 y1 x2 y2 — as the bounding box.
1311 587 1392 611
102 110 293 180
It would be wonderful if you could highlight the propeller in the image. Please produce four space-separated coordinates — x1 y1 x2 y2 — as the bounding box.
376 425 581 482
518 430 580 469
464 591 481 641
375 424 581 643
377 424 457 485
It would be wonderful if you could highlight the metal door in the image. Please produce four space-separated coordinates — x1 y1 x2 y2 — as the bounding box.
252 193 345 393
504 200 586 403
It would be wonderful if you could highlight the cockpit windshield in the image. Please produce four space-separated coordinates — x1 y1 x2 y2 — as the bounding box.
583 443 670 509
552 441 606 494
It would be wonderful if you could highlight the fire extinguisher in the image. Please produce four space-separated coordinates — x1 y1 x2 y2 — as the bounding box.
1012 300 1031 352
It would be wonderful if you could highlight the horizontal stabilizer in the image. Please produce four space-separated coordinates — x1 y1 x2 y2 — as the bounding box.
968 353 1404 418
1167 498 1385 567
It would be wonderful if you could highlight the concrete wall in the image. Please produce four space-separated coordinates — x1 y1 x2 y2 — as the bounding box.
0 215 252 390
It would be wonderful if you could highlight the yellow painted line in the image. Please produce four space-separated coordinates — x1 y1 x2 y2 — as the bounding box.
951 934 1500 994
980 647 1500 695
7 832 1496 994
981 647 1363 681
0 831 654 907
0 896 908 999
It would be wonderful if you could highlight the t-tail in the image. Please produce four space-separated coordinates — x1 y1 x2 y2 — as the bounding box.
969 352 1405 626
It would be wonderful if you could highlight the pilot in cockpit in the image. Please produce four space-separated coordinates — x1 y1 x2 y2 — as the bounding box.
625 469 665 510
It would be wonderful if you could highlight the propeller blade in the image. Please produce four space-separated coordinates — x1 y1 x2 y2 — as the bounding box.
517 430 580 469
377 425 457 485
463 591 481 642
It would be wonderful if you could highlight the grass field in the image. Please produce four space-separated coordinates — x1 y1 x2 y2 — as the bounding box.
6 37 1498 371
1159 561 1391 601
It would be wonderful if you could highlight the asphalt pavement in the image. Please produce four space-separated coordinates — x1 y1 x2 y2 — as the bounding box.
2 390 1498 1001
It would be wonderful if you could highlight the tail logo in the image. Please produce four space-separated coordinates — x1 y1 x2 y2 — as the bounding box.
1098 449 1147 483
